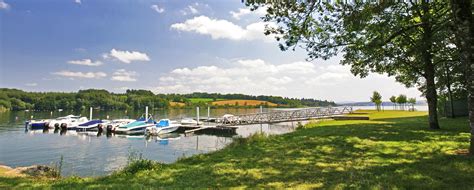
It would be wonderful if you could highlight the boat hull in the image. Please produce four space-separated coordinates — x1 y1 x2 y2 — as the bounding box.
28 122 48 130
146 126 179 135
115 124 155 134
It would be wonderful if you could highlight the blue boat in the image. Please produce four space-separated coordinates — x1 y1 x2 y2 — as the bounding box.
114 116 156 134
76 120 108 131
26 119 51 130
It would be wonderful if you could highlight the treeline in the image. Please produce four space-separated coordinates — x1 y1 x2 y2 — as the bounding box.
0 89 336 111
0 89 168 111
180 92 336 107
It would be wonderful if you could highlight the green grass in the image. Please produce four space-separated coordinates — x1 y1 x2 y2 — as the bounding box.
187 98 224 103
2 110 474 189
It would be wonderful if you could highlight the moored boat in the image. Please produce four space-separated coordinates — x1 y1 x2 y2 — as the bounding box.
145 119 180 135
26 119 51 130
48 115 88 130
180 118 198 125
105 119 135 132
114 116 156 134
76 120 109 131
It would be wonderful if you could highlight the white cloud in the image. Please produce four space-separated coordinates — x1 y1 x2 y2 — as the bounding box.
0 0 10 9
103 49 150 64
52 70 107 79
67 59 103 66
25 83 38 87
171 16 276 42
74 0 81 4
153 58 422 102
154 59 321 94
181 3 200 15
151 4 164 13
111 69 138 82
230 7 266 20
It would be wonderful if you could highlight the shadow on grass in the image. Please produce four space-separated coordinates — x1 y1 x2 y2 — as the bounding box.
4 114 474 189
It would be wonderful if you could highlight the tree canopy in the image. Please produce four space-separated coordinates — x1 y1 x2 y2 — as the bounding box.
246 1 471 129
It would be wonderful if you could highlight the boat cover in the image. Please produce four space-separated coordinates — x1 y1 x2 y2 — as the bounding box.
121 121 144 128
78 120 102 126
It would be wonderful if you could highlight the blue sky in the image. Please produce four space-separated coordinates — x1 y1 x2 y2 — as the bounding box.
0 0 421 102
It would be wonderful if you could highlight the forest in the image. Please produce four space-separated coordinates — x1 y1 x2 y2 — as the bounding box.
0 88 336 111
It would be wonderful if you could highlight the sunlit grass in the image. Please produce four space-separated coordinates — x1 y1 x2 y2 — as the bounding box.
1 110 473 189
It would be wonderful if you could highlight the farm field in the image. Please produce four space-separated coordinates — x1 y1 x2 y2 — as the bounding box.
188 98 224 103
211 99 278 107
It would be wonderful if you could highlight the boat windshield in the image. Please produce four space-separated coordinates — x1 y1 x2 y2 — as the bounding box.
157 120 169 127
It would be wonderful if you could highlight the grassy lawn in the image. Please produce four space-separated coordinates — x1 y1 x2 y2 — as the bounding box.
187 98 224 104
2 110 474 189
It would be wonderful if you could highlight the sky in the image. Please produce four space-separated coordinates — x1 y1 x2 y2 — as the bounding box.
0 0 422 103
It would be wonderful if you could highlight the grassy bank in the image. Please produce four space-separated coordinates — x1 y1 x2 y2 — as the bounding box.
1 110 474 189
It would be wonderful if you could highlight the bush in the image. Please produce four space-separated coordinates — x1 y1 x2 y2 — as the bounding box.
296 122 305 130
121 150 162 175
228 132 267 148
122 159 162 175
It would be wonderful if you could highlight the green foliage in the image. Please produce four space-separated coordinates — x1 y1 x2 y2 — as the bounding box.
0 89 336 111
121 150 162 175
396 94 408 104
389 96 397 104
0 88 168 111
51 155 64 178
247 1 463 128
370 91 382 111
396 94 408 110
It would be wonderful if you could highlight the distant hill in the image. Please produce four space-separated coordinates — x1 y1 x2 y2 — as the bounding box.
0 88 336 111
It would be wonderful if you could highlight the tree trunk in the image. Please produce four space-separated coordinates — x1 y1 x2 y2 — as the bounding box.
421 1 440 129
445 63 455 118
450 0 473 153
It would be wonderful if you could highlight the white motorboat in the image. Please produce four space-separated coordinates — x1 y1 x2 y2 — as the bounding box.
145 119 180 135
106 119 135 132
48 115 88 130
180 118 198 125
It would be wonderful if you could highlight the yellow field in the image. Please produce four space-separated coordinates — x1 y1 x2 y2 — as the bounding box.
169 102 185 107
211 99 278 107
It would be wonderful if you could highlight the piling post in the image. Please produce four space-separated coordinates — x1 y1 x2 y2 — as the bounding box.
145 106 149 121
89 107 93 120
207 106 210 121
260 105 263 113
197 107 200 125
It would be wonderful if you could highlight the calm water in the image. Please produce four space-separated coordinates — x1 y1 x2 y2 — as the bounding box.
0 108 299 177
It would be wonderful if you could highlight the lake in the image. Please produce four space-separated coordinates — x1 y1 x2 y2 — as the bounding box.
0 108 300 177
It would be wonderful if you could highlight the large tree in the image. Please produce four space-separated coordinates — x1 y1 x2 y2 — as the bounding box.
450 0 473 153
247 1 454 129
